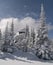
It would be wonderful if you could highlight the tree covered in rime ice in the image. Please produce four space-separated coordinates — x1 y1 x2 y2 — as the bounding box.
1 22 10 52
31 28 35 45
1 20 15 53
25 25 29 38
0 29 2 50
35 4 52 60
22 25 29 52
8 20 15 52
10 20 14 46
0 29 2 40
4 22 10 45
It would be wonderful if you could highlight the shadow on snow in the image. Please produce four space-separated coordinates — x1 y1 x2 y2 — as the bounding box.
0 50 53 63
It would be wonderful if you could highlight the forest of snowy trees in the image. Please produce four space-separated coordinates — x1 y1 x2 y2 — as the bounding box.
0 4 53 60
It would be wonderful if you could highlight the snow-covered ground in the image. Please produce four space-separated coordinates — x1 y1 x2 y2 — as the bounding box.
0 50 53 65
0 59 53 65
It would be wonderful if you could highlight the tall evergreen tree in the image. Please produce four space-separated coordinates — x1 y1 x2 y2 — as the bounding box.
25 25 29 37
0 29 2 40
1 22 10 52
31 28 35 45
4 22 9 45
35 4 50 60
10 19 14 45
23 25 29 52
0 29 2 50
25 25 29 45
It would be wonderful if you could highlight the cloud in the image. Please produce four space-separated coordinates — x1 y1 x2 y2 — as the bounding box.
30 12 38 17
0 17 39 33
24 5 27 8
47 23 53 31
25 13 30 16
25 12 38 17
0 17 53 34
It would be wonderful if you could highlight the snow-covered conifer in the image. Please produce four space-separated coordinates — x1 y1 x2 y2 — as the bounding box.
0 29 2 50
4 22 9 45
10 19 14 46
35 4 51 60
31 28 35 45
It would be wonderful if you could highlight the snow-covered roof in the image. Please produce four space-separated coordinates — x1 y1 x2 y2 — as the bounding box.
19 28 26 33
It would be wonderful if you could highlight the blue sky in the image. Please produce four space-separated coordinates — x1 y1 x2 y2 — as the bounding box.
0 0 53 38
